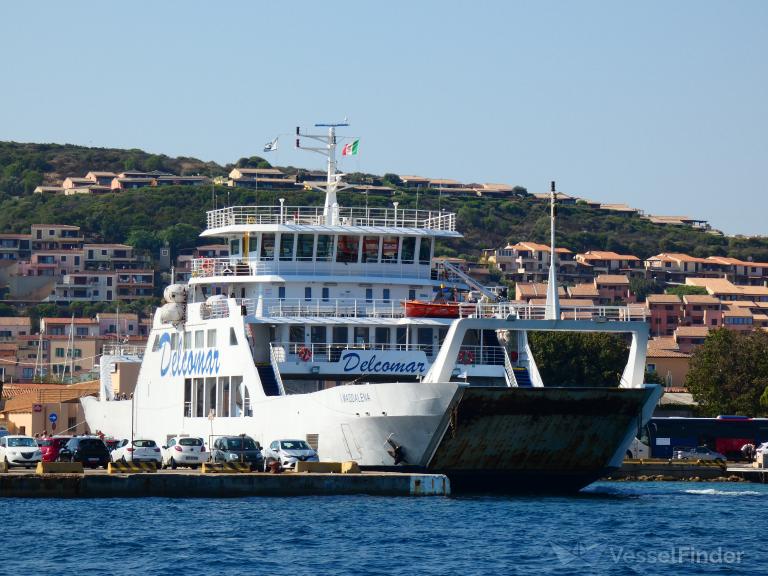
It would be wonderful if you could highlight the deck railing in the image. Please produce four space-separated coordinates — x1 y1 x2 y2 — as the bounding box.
198 297 647 322
206 205 456 232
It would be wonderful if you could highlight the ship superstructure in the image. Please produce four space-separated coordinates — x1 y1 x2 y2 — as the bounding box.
83 124 661 491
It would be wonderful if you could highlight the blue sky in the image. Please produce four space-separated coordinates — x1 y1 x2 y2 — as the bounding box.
1 1 765 236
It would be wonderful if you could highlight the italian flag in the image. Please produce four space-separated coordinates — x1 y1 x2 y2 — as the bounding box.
342 139 359 156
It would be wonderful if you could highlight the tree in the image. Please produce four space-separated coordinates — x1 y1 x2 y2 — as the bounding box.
666 285 708 298
159 223 201 258
126 229 162 254
527 332 629 387
686 329 768 416
630 277 663 302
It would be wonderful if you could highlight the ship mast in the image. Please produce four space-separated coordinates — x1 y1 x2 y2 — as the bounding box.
544 181 561 321
296 121 352 225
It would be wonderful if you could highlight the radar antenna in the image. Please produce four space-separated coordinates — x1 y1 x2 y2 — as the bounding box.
295 121 353 225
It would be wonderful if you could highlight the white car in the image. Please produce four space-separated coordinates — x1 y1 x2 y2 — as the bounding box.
264 439 319 470
0 435 42 468
162 436 209 469
111 439 162 467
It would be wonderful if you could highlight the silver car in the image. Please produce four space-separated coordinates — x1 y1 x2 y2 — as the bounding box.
264 439 319 470
673 445 726 462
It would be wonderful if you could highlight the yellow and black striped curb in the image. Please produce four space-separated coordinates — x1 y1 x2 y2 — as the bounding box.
201 462 253 473
108 461 158 474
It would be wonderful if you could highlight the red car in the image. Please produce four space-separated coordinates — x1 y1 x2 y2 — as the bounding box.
39 436 72 462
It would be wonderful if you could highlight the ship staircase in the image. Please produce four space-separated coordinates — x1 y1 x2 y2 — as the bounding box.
256 364 283 396
512 367 533 387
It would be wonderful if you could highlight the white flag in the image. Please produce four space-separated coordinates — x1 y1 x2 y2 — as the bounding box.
263 137 278 152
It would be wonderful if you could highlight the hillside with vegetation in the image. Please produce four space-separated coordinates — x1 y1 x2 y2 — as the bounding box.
1 141 767 264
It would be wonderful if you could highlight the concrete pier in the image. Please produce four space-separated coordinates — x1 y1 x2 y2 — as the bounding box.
605 459 736 482
0 471 451 498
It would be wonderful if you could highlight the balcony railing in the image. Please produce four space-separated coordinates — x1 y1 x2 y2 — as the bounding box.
206 205 456 232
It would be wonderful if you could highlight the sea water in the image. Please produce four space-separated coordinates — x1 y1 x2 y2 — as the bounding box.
3 481 765 575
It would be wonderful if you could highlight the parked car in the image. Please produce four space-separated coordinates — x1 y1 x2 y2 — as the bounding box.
673 446 726 462
264 439 319 470
111 439 162 468
0 427 9 439
58 436 111 468
161 436 209 469
211 435 263 470
39 436 72 463
0 435 42 468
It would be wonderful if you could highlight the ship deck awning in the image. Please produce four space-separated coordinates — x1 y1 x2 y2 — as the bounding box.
245 316 453 326
201 224 462 238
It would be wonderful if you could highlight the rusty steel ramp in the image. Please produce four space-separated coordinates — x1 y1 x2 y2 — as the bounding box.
425 386 655 492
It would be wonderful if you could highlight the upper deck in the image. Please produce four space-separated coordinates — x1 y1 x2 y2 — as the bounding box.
202 205 460 238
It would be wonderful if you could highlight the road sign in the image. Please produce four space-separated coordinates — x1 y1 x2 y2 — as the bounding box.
33 404 42 413
48 412 58 423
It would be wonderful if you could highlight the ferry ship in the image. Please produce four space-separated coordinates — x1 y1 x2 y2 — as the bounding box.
83 123 661 491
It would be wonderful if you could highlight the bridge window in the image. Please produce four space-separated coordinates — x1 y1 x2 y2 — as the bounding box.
316 235 333 262
418 238 432 265
336 235 359 263
382 236 399 263
296 234 314 261
401 237 416 264
279 234 294 261
362 236 380 263
260 233 275 260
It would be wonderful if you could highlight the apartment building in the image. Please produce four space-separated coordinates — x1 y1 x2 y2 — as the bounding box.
30 224 83 252
681 294 722 327
575 250 643 277
490 242 577 283
227 168 297 189
646 294 683 337
0 233 32 261
594 274 633 305
685 278 768 303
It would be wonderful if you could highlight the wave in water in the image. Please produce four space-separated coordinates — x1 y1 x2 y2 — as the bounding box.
683 488 763 497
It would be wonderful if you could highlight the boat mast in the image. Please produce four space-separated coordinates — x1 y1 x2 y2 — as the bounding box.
296 121 351 225
544 181 561 320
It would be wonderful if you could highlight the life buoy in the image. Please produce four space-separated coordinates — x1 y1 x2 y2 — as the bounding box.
458 350 475 364
298 346 312 362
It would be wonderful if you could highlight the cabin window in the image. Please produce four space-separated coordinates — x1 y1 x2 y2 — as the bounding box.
183 331 191 349
279 233 295 261
289 325 305 344
332 326 348 345
382 236 399 263
316 235 333 261
229 238 240 257
207 329 216 347
401 237 416 264
195 378 204 417
278 286 286 300
304 287 312 301
336 235 359 263
206 377 217 415
375 327 390 346
322 287 329 302
383 288 391 303
171 333 179 350
218 376 230 417
184 379 192 417
232 376 244 416
229 327 238 346
362 236 380 263
418 328 433 356
396 327 407 347
418 238 432 265
354 327 369 346
311 326 327 344
408 289 416 300
365 288 373 303
195 330 204 349
296 234 314 261
260 233 275 260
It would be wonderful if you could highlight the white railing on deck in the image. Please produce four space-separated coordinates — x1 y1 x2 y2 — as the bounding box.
198 298 647 322
102 344 145 356
206 205 456 232
191 257 434 280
